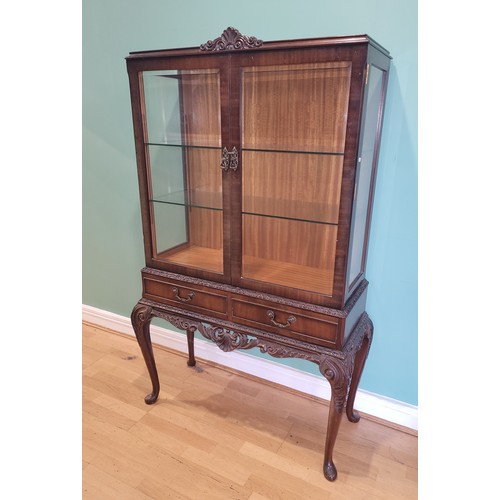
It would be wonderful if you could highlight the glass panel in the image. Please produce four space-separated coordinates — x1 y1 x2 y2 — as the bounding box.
242 215 336 295
143 69 221 147
240 62 351 294
346 65 385 288
149 145 222 210
153 203 223 274
151 202 188 253
143 69 223 274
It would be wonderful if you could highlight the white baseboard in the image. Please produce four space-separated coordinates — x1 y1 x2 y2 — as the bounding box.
82 304 418 431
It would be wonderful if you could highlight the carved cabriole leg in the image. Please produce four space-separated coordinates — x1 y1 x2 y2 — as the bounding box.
149 311 204 367
131 303 159 405
346 318 373 423
148 311 201 367
319 355 351 481
317 315 375 481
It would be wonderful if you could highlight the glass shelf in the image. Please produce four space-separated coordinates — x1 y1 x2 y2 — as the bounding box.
147 142 221 149
242 149 343 225
151 189 222 211
242 200 338 226
149 143 222 212
241 147 344 156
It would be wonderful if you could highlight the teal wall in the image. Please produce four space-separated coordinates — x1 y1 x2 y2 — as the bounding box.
83 0 417 405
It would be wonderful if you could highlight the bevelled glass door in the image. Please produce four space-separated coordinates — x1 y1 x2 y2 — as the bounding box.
240 62 352 295
142 68 224 274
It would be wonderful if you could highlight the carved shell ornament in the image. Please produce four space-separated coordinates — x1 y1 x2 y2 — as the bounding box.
200 27 263 52
198 323 258 352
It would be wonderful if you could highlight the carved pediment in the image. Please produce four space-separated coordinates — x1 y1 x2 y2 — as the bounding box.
200 27 263 52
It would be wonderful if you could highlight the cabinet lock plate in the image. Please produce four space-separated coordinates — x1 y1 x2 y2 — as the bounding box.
221 147 238 172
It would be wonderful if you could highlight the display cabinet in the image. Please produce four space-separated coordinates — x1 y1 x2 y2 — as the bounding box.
126 28 390 481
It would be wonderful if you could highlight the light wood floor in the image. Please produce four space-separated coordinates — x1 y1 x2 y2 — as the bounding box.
83 322 417 499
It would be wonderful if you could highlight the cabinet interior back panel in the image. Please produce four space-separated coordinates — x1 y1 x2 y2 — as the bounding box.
180 70 221 147
241 62 351 153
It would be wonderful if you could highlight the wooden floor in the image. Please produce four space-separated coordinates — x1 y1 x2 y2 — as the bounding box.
83 322 417 499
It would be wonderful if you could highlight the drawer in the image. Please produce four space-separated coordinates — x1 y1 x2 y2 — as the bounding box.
231 297 338 347
142 276 228 319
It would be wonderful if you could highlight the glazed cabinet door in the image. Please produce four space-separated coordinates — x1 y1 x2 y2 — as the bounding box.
127 43 386 306
128 57 231 282
229 48 363 306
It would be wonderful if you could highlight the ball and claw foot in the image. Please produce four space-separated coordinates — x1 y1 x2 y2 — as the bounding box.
323 460 338 481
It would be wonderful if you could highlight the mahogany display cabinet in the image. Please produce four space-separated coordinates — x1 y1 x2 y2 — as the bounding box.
126 28 391 481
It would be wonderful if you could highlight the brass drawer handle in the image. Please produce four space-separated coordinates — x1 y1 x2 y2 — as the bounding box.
266 310 296 329
172 287 195 303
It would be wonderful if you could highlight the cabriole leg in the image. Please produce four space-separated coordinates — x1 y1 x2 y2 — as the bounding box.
186 326 196 367
131 303 159 405
319 356 350 481
346 320 373 423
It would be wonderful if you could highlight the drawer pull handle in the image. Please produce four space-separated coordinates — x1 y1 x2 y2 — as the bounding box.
266 310 296 329
172 287 195 303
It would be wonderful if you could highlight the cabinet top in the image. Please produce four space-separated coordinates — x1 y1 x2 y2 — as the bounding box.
126 27 391 60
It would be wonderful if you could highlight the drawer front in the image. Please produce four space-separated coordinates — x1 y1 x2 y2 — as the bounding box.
231 297 338 347
143 277 228 318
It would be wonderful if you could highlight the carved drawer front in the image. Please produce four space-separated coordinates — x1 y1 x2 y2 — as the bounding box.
143 277 228 319
231 297 338 348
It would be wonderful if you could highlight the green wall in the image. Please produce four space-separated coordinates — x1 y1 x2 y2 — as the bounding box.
83 0 417 405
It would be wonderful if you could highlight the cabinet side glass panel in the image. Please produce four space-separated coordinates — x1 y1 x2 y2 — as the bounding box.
346 65 385 289
142 69 223 274
240 62 351 294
